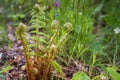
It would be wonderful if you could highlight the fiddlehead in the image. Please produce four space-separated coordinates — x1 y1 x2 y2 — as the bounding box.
16 23 34 80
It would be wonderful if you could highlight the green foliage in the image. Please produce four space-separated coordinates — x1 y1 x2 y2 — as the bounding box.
29 4 47 55
92 75 101 80
1 0 120 79
0 74 6 80
71 71 90 80
16 3 72 79
47 0 120 79
16 23 27 38
0 66 11 80
89 39 104 55
0 26 8 46
91 1 105 16
51 61 64 76
0 66 11 74
107 67 120 80
0 0 36 24
102 0 120 65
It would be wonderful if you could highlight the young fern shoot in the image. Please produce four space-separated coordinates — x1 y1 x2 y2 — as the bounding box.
16 23 34 80
16 4 73 80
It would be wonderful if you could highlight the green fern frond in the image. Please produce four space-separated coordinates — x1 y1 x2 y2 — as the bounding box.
15 4 73 80
57 22 73 49
29 4 48 55
30 4 45 29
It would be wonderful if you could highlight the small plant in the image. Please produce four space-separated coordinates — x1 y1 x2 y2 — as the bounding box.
16 4 72 80
0 66 11 80
0 26 8 46
71 71 90 80
106 66 120 80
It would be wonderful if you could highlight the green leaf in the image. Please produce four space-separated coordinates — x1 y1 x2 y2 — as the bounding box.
0 66 11 74
29 52 36 56
71 71 90 80
30 31 48 36
92 75 101 80
89 39 104 55
107 67 120 80
39 37 47 44
0 74 6 80
51 61 64 77
91 1 104 15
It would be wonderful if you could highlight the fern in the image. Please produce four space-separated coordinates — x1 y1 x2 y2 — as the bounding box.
16 4 73 80
29 4 47 56
16 23 35 80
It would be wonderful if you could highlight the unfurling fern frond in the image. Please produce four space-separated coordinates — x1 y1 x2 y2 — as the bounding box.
16 23 27 40
16 3 73 80
15 23 35 80
29 4 48 56
30 4 45 29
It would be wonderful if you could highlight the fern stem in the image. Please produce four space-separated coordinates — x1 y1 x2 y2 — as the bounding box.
35 13 42 79
57 32 69 49
35 13 40 55
19 34 34 80
43 26 59 79
47 26 59 54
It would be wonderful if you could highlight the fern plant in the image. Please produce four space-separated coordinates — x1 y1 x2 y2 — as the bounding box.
16 4 72 80
16 23 34 80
